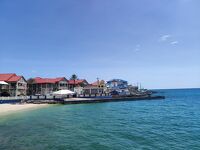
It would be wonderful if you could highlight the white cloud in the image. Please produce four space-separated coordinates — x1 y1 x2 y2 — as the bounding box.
136 44 141 47
171 41 179 45
159 35 179 45
134 44 141 52
160 34 171 41
134 48 140 52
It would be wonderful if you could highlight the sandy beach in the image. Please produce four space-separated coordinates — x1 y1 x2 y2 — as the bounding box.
0 104 49 116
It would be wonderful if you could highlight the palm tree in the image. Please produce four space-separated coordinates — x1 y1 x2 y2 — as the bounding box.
27 78 35 95
70 74 78 91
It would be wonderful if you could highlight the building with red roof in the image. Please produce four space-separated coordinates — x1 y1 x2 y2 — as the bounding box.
90 80 105 87
0 73 27 96
68 79 88 90
68 79 88 86
67 79 88 95
83 80 106 95
27 77 68 95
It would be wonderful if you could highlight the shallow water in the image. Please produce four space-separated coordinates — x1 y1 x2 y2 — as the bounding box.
0 89 200 150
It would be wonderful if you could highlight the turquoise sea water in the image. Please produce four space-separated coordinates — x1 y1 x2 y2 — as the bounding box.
0 89 200 150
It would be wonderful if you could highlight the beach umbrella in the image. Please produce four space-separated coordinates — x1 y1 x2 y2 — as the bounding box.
52 89 75 95
0 81 8 85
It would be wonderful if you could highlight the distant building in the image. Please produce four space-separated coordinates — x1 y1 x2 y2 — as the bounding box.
74 87 84 95
68 79 89 91
106 79 130 96
0 73 27 96
106 79 128 89
91 80 106 88
128 85 139 95
83 80 106 95
27 77 68 95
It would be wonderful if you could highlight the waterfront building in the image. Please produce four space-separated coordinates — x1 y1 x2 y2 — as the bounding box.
128 85 139 95
74 87 84 95
106 79 130 96
68 79 89 91
106 79 128 89
91 80 106 88
0 73 27 96
83 80 106 95
27 77 68 95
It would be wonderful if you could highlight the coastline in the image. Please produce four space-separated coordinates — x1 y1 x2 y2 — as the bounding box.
0 104 49 117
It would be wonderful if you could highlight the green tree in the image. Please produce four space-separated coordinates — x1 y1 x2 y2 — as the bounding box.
27 78 35 95
70 74 78 91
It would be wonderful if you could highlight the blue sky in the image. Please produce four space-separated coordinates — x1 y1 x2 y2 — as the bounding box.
0 0 200 89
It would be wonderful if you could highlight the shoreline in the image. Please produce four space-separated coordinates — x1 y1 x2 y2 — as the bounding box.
0 104 49 117
0 96 165 116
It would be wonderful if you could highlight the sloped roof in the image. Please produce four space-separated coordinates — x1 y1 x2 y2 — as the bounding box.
68 79 88 85
8 76 22 82
91 80 105 86
0 73 16 81
33 77 67 84
0 73 23 82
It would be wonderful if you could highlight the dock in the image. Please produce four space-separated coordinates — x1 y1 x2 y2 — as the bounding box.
26 95 165 105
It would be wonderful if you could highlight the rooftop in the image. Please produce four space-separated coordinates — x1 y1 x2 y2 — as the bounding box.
32 77 67 84
0 73 23 82
68 79 88 85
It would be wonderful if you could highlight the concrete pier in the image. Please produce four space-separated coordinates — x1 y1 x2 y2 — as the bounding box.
63 96 165 104
26 95 165 104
